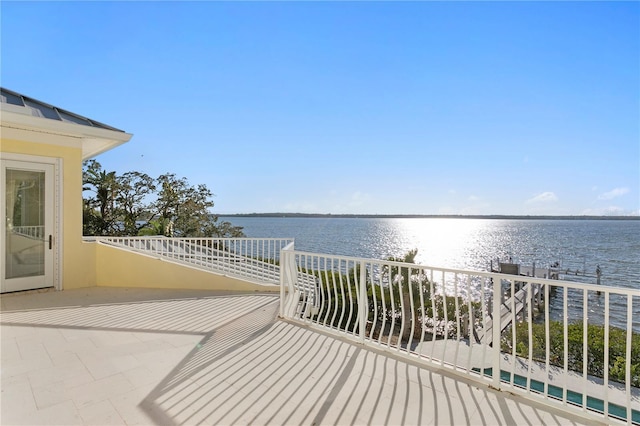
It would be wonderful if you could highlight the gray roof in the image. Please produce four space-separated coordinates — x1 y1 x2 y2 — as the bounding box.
1 87 125 133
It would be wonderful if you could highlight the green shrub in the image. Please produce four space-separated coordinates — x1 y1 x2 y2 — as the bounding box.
503 321 640 387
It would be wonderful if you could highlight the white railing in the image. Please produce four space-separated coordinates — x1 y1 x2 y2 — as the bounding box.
11 225 45 240
280 248 640 425
93 237 294 285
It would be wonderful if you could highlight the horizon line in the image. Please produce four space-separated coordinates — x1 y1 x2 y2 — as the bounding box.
219 213 640 220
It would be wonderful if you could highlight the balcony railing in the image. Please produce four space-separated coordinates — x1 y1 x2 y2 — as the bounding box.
86 235 638 423
11 225 45 240
93 237 294 285
280 248 640 425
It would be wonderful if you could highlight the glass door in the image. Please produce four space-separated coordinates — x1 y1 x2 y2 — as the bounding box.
1 160 54 293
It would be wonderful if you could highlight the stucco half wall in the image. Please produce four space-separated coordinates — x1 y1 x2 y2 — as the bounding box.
94 243 279 292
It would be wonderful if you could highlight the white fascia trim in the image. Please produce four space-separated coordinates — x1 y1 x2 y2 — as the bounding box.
1 109 132 159
81 137 130 160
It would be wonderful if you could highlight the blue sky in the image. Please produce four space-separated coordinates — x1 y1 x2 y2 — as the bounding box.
2 2 638 216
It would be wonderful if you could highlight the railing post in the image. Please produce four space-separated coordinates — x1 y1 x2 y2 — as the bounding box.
280 248 288 318
280 241 295 318
359 260 367 343
492 273 502 389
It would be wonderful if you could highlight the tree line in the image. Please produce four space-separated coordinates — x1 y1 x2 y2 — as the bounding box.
82 160 244 238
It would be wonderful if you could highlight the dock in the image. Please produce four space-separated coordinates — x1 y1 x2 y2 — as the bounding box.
480 260 546 346
478 257 604 346
490 258 602 283
490 259 559 280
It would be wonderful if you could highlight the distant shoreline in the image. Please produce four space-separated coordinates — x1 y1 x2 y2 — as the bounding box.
220 213 640 220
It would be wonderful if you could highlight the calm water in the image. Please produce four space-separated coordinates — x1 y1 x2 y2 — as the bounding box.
222 217 640 329
222 217 639 286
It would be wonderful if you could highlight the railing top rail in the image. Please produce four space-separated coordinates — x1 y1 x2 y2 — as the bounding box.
86 237 637 295
92 236 295 242
88 236 286 285
288 248 640 295
282 241 295 251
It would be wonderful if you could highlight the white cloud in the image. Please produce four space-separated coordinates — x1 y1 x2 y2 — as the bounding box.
602 206 626 215
598 187 629 200
526 192 558 203
581 206 639 216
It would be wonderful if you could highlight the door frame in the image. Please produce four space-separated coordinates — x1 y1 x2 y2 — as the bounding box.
1 152 62 292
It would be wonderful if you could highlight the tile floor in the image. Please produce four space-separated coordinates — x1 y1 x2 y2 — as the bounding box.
1 287 603 425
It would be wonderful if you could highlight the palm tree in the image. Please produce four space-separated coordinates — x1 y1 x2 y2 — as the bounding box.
82 160 117 235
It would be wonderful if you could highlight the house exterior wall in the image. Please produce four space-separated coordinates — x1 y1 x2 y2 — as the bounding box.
94 243 278 292
3 107 263 293
1 138 97 289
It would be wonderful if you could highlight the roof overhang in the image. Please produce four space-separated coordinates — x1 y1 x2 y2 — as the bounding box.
1 102 132 160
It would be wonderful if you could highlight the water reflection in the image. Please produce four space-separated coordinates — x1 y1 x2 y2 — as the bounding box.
392 218 492 270
224 216 639 330
225 217 639 288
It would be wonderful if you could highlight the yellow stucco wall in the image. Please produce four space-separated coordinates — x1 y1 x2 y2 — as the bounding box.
3 138 268 293
2 138 96 289
94 242 279 292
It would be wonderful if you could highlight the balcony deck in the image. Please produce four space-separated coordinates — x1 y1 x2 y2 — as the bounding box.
1 287 601 425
